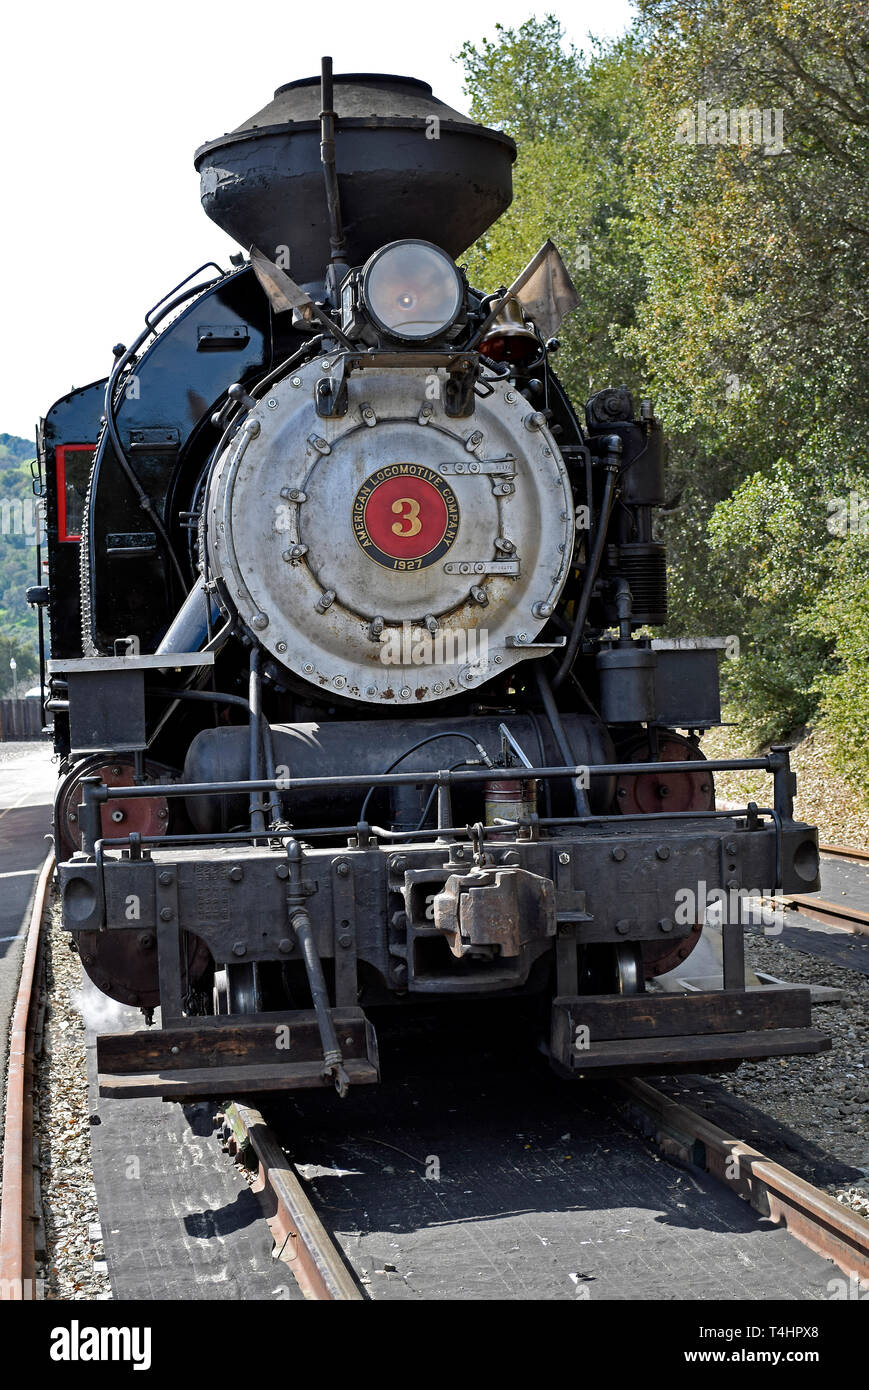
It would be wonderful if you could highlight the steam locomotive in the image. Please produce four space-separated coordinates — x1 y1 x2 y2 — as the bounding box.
34 62 828 1099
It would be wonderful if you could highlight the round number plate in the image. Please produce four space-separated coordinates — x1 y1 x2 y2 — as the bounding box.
352 464 459 570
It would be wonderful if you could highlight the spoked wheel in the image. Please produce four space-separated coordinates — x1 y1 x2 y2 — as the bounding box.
213 963 263 1015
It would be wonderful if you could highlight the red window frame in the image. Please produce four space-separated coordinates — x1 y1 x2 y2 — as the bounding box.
56 444 95 542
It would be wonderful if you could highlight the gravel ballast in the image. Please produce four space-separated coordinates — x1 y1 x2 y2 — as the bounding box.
37 897 112 1300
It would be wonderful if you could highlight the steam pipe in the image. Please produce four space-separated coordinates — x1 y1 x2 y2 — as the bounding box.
248 648 266 834
552 447 620 689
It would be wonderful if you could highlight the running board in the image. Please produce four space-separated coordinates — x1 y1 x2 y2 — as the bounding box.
97 1007 380 1100
550 989 831 1076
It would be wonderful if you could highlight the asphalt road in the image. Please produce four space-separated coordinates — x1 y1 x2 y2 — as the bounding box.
0 740 57 1088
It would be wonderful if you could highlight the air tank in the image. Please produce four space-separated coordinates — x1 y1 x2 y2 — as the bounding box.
194 72 516 288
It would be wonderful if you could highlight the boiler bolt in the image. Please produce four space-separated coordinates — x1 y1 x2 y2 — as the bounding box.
276 641 287 653
228 866 243 882
655 846 670 860
232 942 246 957
159 907 173 922
611 847 626 862
267 398 278 409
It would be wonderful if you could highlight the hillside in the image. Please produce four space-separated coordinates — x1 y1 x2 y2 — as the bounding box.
0 432 41 694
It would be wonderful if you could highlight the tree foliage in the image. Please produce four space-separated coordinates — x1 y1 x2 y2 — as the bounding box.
460 7 869 799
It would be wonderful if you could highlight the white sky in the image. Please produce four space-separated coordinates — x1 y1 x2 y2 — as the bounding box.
0 0 634 442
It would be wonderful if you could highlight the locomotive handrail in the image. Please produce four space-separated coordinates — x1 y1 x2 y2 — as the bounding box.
82 754 782 801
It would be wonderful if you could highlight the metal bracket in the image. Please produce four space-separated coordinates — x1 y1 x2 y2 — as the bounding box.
331 858 359 1007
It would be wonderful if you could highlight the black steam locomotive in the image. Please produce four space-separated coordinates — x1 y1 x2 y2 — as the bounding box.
34 63 828 1099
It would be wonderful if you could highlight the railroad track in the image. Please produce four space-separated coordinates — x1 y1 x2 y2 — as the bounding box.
8 845 869 1302
222 1075 869 1301
819 843 869 864
0 852 54 1301
786 842 869 934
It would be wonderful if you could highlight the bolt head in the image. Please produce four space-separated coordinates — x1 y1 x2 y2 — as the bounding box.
232 942 246 957
656 846 670 860
278 937 293 953
228 866 243 882
611 847 626 862
338 934 353 949
658 918 674 933
725 842 739 855
335 861 350 877
275 864 289 879
159 907 173 922
558 852 570 865
159 871 173 886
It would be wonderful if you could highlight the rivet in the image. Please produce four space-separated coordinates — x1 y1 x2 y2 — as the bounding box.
389 856 406 875
251 614 268 630
726 878 739 889
611 847 626 862
291 377 302 387
615 920 631 935
725 842 739 855
276 641 287 653
159 907 173 922
656 846 670 860
232 942 246 957
399 687 412 699
170 1046 180 1055
278 937 293 953
303 663 315 674
275 864 289 879
158 871 174 886
338 934 353 949
228 866 243 882
658 918 674 933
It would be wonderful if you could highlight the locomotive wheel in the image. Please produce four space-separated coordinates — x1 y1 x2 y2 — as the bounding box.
56 755 174 859
615 943 644 994
213 963 262 1015
75 928 211 1011
615 731 714 816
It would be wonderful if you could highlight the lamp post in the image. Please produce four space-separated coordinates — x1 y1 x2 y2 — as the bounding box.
9 657 17 701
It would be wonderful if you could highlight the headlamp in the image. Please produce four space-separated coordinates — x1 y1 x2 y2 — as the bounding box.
361 240 463 341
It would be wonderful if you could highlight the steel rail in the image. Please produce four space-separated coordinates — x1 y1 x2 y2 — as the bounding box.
785 894 869 936
617 1078 869 1284
0 852 54 1300
224 1102 362 1300
819 843 869 863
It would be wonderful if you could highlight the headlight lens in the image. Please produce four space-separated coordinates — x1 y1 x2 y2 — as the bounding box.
362 240 463 341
